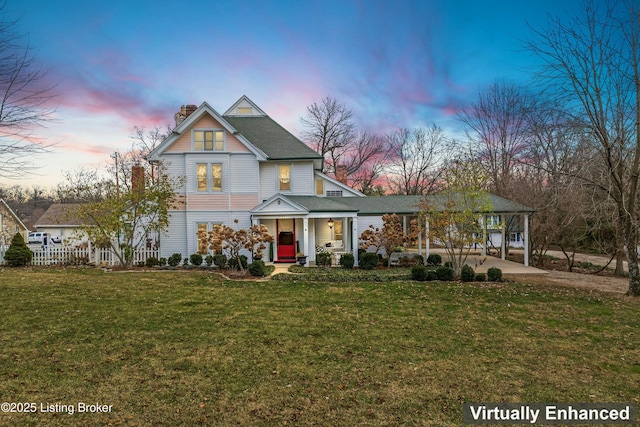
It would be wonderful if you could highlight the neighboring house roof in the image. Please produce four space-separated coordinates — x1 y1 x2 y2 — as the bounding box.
223 115 323 161
0 198 28 231
35 204 87 227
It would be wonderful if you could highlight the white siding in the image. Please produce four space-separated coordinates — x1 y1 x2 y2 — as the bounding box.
230 155 259 193
259 163 277 200
161 155 187 193
292 162 314 194
161 211 187 259
358 215 384 236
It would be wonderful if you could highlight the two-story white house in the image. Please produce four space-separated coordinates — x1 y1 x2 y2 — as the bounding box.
147 96 535 267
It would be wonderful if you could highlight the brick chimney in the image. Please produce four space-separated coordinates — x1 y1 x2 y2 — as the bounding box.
336 164 348 185
132 164 145 199
185 104 197 117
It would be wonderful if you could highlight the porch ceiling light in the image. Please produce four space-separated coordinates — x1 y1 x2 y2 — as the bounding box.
328 218 334 229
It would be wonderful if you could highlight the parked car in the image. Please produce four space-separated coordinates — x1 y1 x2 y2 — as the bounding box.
51 235 63 244
28 232 51 244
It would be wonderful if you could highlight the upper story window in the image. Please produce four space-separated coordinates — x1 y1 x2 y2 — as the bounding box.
196 163 223 192
278 164 291 191
237 107 252 114
194 130 224 151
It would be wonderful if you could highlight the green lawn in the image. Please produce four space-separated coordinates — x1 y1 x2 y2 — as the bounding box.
0 268 638 426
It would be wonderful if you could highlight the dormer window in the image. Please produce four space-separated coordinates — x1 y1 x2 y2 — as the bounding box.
237 107 252 114
194 130 224 151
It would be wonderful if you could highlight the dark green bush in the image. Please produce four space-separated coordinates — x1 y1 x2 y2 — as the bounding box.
167 253 182 267
145 256 159 267
426 270 438 281
359 252 379 270
426 253 442 266
189 253 203 266
339 253 354 269
414 254 424 265
436 266 455 281
411 265 429 281
183 258 189 266
204 255 214 266
487 267 503 282
461 264 475 282
444 261 453 269
248 259 267 276
4 233 33 267
158 257 167 266
475 273 486 282
213 254 227 268
229 255 248 271
316 252 332 267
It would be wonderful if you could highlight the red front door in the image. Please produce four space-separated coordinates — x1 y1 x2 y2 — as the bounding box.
277 219 296 261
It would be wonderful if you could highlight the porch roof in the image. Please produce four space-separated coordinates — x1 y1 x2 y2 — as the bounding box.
284 196 359 213
324 194 534 215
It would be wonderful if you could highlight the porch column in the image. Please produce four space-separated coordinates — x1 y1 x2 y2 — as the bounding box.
251 218 259 226
352 216 359 267
482 214 487 256
500 214 506 260
425 218 430 259
418 231 422 258
303 217 309 266
403 215 407 234
524 213 530 267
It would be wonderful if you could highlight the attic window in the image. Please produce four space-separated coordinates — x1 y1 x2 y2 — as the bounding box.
326 190 343 197
194 130 224 151
237 107 252 114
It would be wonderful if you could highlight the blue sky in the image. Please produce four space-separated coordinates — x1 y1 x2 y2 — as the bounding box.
3 0 580 187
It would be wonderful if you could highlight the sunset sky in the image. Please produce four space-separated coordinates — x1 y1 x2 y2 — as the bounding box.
3 0 581 187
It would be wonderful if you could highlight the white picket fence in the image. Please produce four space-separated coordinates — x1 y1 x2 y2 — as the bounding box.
0 244 159 267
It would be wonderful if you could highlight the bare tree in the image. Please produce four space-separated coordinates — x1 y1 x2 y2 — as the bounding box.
0 3 56 179
300 96 355 175
526 0 640 295
385 126 448 195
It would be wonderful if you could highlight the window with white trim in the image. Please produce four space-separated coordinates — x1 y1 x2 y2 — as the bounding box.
196 163 223 192
194 130 224 151
197 222 223 254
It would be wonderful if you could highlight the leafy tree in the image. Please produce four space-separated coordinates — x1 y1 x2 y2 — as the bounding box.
199 220 273 274
360 213 418 267
3 232 32 266
66 164 182 268
421 156 492 277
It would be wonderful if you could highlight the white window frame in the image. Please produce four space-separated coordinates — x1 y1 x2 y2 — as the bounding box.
195 163 224 193
193 129 225 151
196 222 223 254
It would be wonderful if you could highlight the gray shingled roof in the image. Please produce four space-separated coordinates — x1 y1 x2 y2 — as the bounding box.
286 196 359 213
322 194 534 215
35 203 90 226
224 116 322 160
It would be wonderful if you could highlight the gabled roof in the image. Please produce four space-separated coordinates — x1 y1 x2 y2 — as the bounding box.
0 198 28 231
147 101 268 161
35 203 89 227
314 171 365 197
223 95 267 116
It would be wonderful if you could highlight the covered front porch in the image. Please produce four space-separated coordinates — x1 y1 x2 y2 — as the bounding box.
250 194 359 266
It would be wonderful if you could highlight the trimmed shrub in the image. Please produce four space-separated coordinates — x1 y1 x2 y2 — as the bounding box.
145 256 159 267
158 257 167 266
436 265 455 281
414 254 424 265
444 261 453 269
4 233 33 267
213 254 227 268
426 253 442 266
339 253 354 269
359 252 379 270
189 253 203 266
475 273 486 282
204 255 214 267
411 265 429 281
183 258 189 266
487 267 503 282
168 253 182 267
228 255 248 271
426 270 438 281
316 252 332 267
461 264 475 282
248 259 267 276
